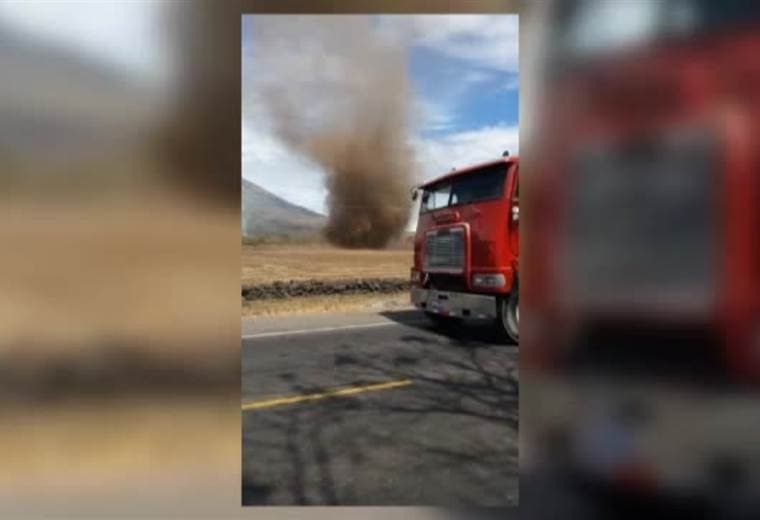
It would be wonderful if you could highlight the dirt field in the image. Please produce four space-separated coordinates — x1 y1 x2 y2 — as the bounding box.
241 244 413 316
241 244 412 285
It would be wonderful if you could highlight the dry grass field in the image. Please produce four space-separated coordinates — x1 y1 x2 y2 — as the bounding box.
1 199 239 350
241 244 412 285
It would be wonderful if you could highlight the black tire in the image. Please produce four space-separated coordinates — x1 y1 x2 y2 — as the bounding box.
497 281 519 344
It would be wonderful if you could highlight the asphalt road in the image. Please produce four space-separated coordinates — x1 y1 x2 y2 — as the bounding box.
241 308 519 506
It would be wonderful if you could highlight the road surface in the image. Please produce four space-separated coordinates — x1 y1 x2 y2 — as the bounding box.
241 308 519 506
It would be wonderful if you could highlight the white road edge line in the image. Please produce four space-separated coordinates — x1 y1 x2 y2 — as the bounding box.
242 320 427 340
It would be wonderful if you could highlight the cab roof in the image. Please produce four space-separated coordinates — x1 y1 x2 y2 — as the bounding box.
418 156 518 190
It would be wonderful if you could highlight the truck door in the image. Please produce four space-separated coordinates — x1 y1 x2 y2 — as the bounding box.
508 165 519 261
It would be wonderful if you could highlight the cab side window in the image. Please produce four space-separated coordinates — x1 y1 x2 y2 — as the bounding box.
421 183 452 212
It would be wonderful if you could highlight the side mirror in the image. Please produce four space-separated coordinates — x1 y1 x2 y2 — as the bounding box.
411 189 419 202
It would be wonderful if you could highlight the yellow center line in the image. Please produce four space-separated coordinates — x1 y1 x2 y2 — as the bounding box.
242 379 412 411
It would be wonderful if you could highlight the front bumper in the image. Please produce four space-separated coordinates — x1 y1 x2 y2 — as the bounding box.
411 287 497 319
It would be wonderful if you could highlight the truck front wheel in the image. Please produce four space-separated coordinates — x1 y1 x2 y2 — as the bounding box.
497 282 519 344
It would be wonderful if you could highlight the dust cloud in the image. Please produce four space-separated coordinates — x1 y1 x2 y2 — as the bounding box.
250 16 415 248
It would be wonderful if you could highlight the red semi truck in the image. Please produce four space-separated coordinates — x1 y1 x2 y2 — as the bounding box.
410 153 519 342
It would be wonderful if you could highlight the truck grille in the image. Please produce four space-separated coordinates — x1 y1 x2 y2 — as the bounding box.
424 227 465 273
564 129 717 311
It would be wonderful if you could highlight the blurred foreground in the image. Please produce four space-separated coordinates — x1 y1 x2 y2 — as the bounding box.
522 1 760 517
0 1 243 514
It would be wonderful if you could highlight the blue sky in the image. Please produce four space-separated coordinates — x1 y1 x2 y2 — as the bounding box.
243 14 519 219
407 44 518 136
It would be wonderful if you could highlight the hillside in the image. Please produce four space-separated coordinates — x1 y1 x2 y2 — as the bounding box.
241 178 325 237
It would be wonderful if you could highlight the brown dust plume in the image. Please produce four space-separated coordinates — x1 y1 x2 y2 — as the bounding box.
249 16 415 248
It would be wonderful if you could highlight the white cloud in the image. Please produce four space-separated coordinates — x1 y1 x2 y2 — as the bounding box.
411 123 519 182
377 14 518 73
461 69 497 85
413 98 456 133
242 123 328 215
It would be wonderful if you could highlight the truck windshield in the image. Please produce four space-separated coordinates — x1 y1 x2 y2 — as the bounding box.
420 164 506 213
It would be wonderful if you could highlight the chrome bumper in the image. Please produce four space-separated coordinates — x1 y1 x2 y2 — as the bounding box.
411 287 497 319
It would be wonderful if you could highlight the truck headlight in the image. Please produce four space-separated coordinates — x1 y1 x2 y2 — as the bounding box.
471 273 506 288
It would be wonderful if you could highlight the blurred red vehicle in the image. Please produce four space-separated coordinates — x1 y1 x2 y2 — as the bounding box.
521 1 760 516
525 0 760 381
410 153 520 342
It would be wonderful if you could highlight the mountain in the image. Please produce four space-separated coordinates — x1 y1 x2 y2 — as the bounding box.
241 178 325 237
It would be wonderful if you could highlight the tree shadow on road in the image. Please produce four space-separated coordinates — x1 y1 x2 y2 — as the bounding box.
242 314 519 506
380 309 514 346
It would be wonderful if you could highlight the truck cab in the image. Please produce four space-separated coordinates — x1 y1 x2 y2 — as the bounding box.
410 154 519 342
